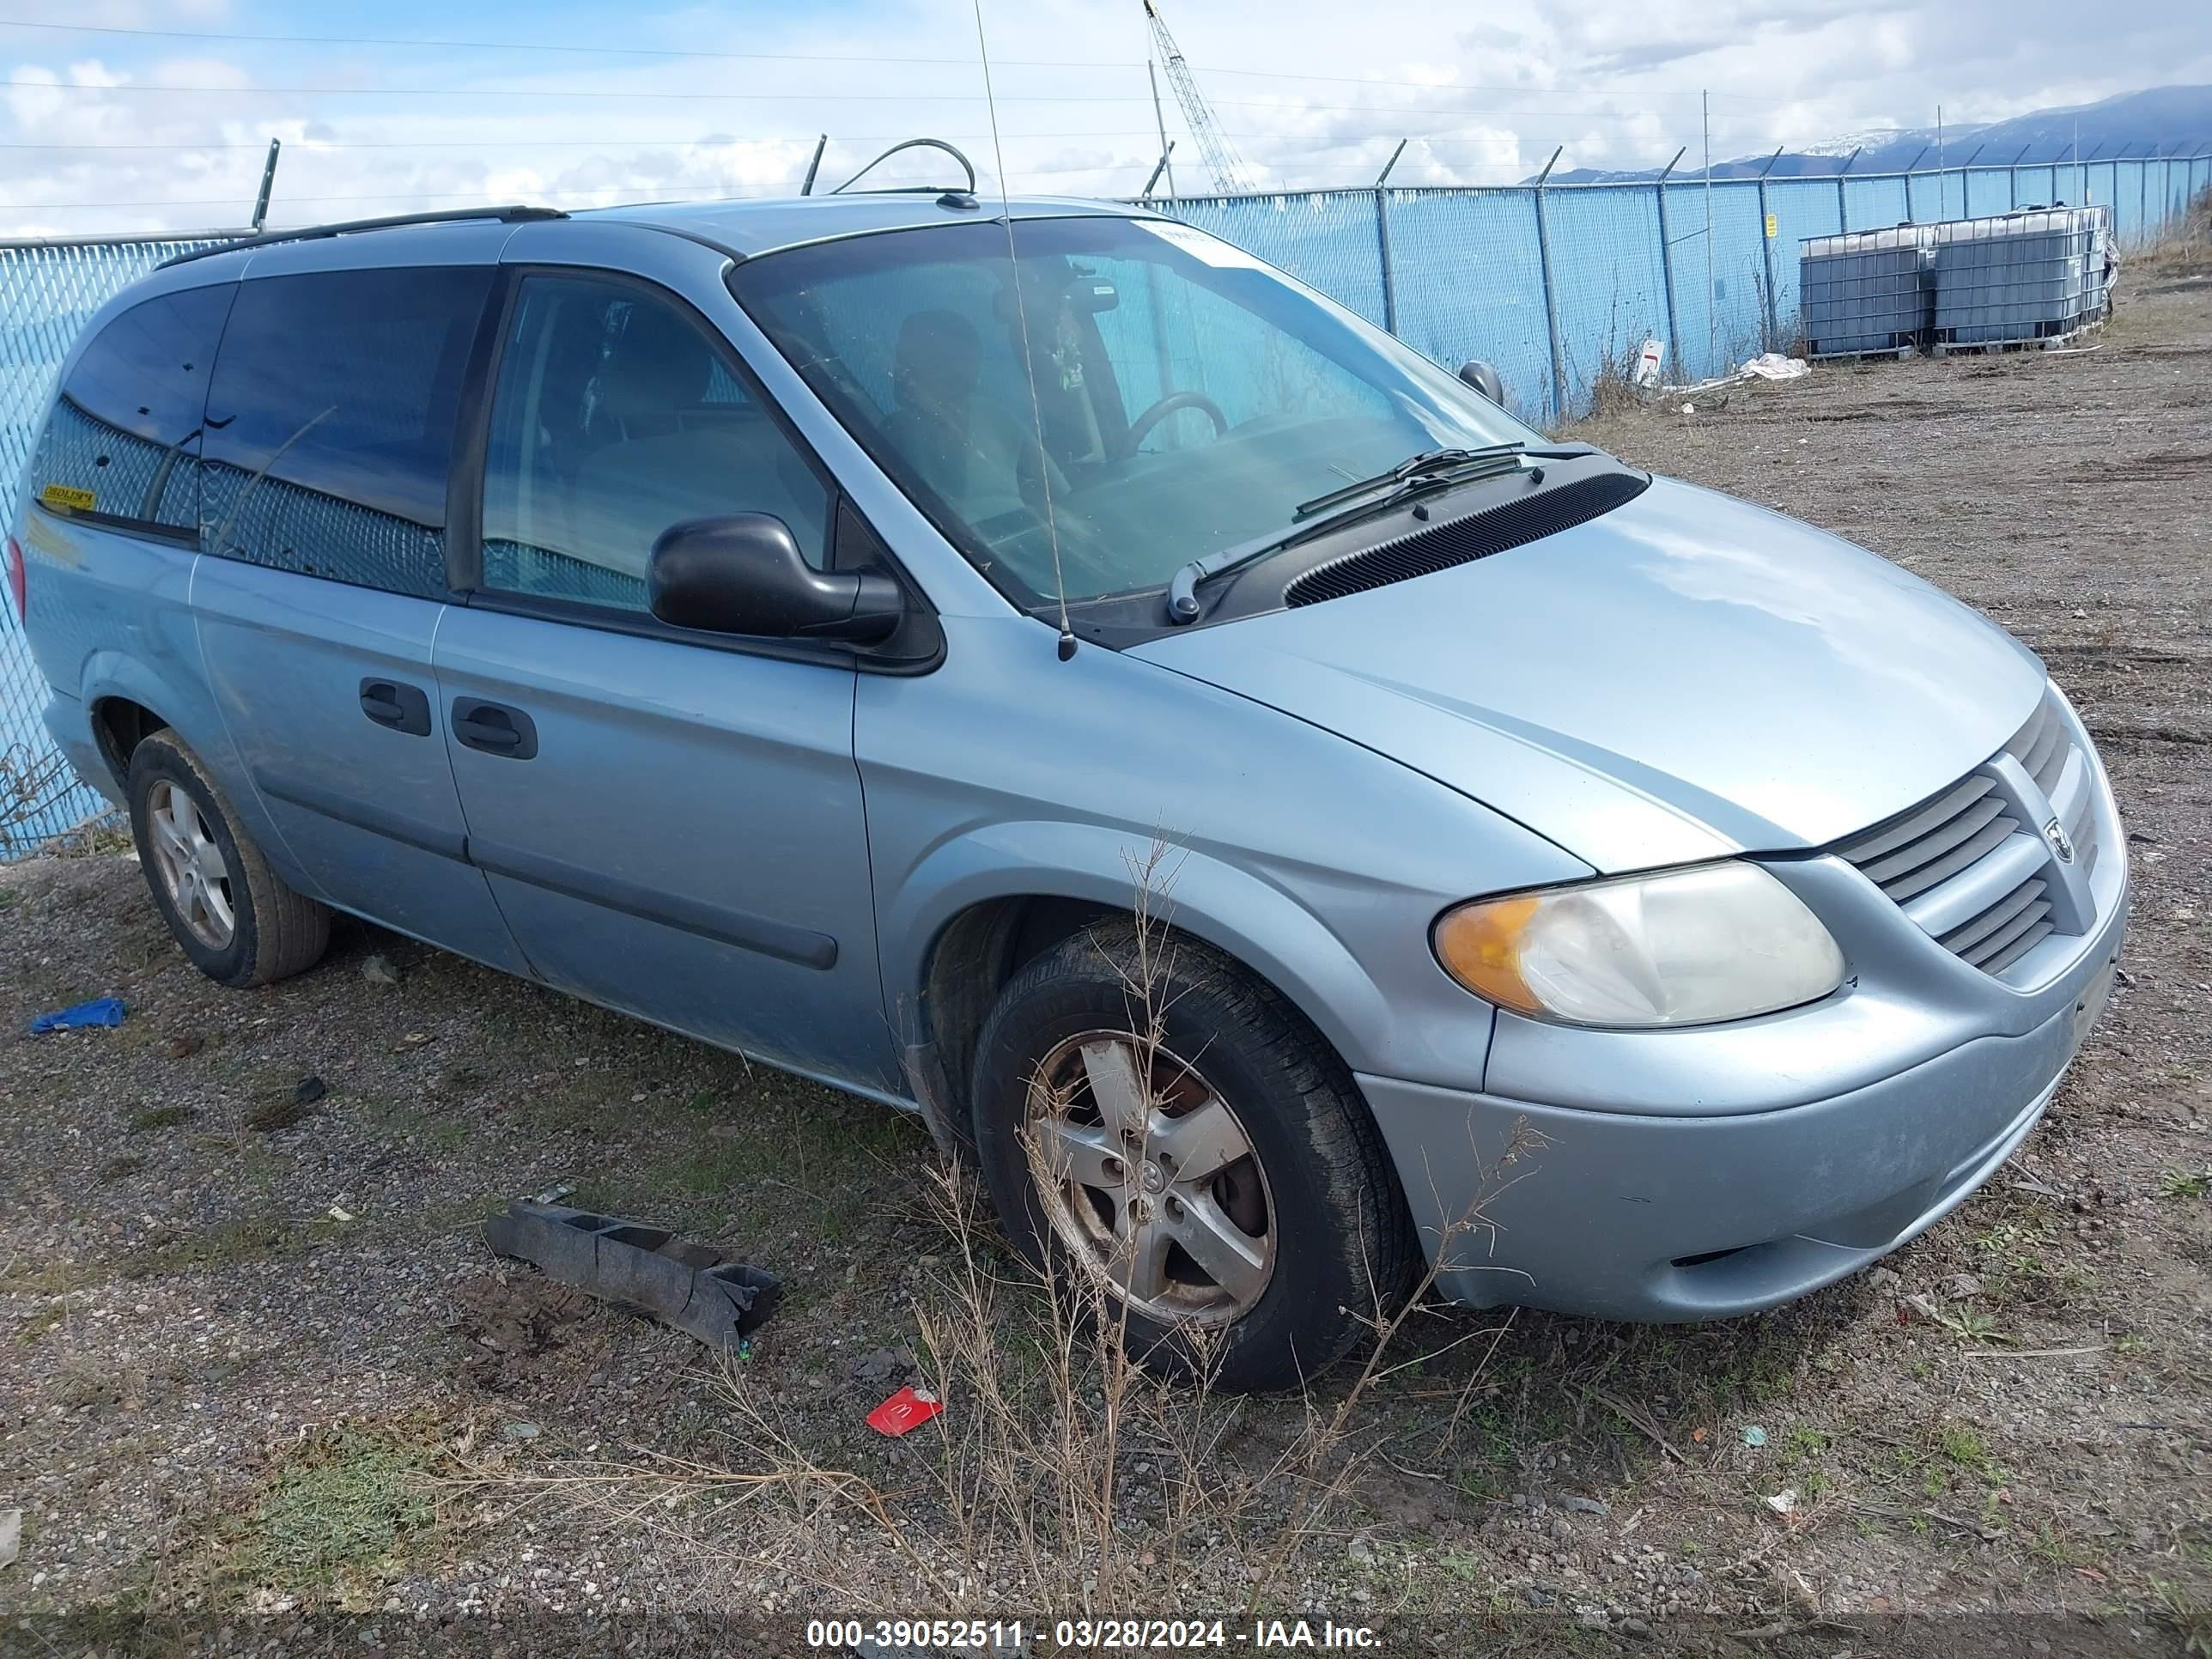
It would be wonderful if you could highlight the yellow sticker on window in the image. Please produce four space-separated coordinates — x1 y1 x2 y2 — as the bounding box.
40 483 97 513
1764 213 1779 239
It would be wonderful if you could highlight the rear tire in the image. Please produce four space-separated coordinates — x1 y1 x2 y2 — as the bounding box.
969 919 1416 1393
127 730 330 988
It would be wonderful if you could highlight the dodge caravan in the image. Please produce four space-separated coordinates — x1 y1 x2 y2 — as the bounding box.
6 190 2125 1390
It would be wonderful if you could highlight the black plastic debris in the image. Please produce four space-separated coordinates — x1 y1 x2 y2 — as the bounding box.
483 1202 781 1349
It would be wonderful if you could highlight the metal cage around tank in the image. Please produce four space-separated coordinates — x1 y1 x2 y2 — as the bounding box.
1930 205 2112 349
1800 204 2118 360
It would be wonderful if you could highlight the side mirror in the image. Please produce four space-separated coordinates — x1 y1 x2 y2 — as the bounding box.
647 514 904 645
1456 360 1507 404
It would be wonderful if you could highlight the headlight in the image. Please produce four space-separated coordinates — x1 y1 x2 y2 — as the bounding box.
1433 861 1845 1028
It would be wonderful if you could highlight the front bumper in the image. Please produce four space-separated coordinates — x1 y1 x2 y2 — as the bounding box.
1360 913 2124 1323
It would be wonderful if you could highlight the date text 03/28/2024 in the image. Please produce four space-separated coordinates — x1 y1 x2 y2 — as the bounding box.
803 1619 1382 1649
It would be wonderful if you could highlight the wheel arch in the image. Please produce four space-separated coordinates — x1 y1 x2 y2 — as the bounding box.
77 651 307 896
78 651 228 788
884 823 1395 1156
88 694 167 785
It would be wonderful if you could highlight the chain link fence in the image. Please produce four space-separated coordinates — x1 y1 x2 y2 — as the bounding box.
1170 152 2212 423
3 149 2210 855
3 234 227 853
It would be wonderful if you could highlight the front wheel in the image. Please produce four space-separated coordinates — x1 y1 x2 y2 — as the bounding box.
969 921 1416 1392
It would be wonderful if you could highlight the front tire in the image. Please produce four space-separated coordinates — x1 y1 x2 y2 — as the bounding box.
127 731 331 988
969 920 1415 1392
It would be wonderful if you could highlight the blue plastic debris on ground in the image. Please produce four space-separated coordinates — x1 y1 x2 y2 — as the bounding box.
27 996 126 1034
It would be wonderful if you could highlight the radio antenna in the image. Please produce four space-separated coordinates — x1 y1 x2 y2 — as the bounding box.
971 0 1077 661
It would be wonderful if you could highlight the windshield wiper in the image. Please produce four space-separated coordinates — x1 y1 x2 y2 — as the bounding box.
1165 442 1587 623
1293 443 1523 520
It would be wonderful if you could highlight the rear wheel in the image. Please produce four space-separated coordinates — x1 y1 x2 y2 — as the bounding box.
127 731 330 987
969 920 1415 1392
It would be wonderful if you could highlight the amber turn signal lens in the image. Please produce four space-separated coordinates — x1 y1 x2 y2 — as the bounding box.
1433 893 1544 1016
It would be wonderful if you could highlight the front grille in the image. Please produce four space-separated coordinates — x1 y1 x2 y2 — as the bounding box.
1844 774 2019 902
2005 692 2101 877
1281 471 1650 608
1938 876 2053 975
1836 688 2104 981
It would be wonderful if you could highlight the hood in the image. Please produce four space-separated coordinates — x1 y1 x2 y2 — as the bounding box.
1131 476 2046 873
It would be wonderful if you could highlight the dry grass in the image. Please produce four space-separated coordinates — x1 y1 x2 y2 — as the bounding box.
2130 185 2212 276
459 1146 1530 1634
458 849 1538 1637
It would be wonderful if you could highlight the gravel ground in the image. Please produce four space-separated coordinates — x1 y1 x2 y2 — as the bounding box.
3 269 2208 1657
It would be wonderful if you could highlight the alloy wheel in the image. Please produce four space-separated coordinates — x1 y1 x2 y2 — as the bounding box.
1024 1030 1276 1324
144 781 235 950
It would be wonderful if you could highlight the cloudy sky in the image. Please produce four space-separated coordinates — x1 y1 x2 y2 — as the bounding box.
3 0 2207 236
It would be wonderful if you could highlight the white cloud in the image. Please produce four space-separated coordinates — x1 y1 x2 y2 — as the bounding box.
0 0 2205 235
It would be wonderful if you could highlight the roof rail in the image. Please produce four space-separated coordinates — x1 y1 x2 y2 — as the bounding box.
158 204 568 269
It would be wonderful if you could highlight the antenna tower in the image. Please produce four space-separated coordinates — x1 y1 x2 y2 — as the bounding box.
1142 1 1254 194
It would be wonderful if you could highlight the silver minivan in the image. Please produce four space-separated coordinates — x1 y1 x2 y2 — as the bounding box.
7 191 2125 1389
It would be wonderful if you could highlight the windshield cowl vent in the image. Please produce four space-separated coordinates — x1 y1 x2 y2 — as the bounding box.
1281 471 1651 608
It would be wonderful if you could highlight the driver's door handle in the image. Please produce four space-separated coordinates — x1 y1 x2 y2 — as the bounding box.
451 698 538 760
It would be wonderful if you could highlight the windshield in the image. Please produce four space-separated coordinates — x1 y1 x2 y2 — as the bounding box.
728 215 1540 608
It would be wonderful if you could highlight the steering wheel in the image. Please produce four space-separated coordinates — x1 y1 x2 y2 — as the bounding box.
1120 390 1230 458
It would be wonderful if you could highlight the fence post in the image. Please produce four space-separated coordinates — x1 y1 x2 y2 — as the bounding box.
1531 147 1567 422
2010 143 2029 209
1836 147 1859 232
1373 138 1407 336
1654 147 1686 381
1755 146 1783 350
251 138 282 231
1139 141 1176 203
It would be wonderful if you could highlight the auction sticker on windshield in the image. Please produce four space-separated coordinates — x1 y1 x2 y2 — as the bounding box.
1136 219 1272 271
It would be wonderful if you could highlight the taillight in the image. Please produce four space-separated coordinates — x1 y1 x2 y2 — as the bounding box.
3 536 23 624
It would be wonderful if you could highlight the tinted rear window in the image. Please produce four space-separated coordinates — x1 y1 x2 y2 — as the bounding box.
31 283 234 538
202 266 492 598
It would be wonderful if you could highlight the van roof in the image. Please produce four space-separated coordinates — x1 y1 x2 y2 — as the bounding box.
158 191 1154 274
584 192 1151 256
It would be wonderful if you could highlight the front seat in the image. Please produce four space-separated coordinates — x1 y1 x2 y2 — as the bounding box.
566 307 830 583
880 308 1059 526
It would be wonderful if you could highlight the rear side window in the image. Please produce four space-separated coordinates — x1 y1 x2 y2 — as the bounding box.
31 283 234 540
202 267 492 598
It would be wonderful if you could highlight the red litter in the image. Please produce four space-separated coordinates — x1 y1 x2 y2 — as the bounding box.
866 1385 944 1437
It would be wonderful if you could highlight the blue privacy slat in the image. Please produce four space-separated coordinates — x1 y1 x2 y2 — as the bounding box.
1541 186 1668 410
1656 180 1771 380
2087 163 2119 229
2 236 223 852
1844 175 1911 231
2110 161 2141 240
1965 169 2013 216
1174 191 1389 325
1384 188 1553 426
1765 178 1845 338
